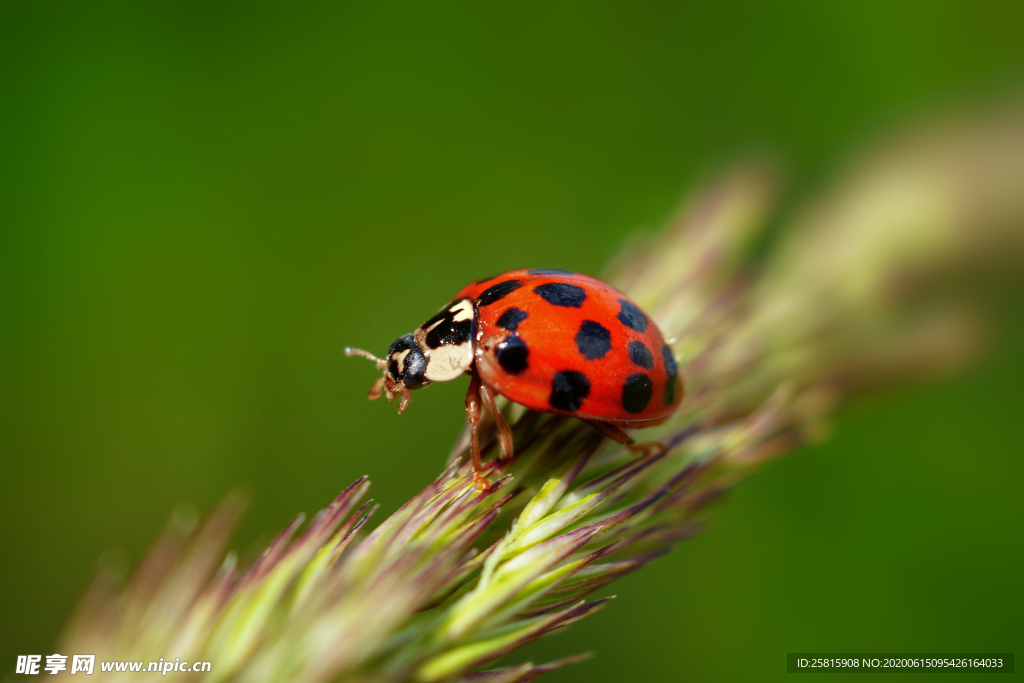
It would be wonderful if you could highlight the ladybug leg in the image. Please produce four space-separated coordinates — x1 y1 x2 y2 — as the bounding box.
586 420 667 458
584 420 635 445
626 440 669 458
465 372 490 492
395 385 412 414
367 376 385 400
381 376 412 414
479 382 514 461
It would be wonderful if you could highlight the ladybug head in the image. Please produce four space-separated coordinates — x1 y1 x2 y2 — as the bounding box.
346 297 475 414
383 333 429 390
345 333 429 414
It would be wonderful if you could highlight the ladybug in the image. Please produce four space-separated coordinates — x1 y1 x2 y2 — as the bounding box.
347 268 683 488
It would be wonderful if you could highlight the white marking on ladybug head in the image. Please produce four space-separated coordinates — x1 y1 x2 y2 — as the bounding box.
413 297 476 383
424 340 472 382
392 348 411 374
449 299 474 323
423 299 475 333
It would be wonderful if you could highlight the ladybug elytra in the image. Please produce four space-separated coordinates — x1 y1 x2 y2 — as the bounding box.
347 268 683 488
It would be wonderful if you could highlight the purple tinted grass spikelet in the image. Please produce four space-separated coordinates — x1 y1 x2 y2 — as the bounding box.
55 105 1024 682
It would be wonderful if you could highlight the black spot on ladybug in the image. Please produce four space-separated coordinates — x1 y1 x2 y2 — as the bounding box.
616 299 648 333
478 279 522 306
628 341 654 369
534 282 587 307
496 336 529 375
528 268 575 275
621 373 653 413
662 344 678 405
575 320 612 359
549 371 591 411
497 307 529 331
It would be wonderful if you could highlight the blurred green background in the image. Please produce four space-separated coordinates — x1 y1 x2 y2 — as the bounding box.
2 1 1022 680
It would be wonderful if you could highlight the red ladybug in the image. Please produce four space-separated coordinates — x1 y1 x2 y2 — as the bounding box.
347 268 683 488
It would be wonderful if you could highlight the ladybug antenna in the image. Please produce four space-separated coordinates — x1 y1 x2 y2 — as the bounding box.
345 346 387 370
